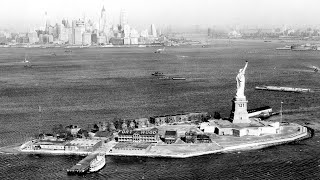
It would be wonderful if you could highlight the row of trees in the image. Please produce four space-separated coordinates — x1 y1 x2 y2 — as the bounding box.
38 111 219 140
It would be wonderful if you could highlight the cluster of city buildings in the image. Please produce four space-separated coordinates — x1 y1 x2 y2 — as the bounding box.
207 25 320 40
0 7 164 46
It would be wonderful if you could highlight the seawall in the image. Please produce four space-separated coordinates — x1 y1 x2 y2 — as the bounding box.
107 126 311 158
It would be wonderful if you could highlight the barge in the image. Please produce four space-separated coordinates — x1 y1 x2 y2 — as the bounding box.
255 86 312 93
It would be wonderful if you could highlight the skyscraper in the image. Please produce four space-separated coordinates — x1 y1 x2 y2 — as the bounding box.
123 24 130 38
99 6 107 34
27 31 39 44
150 24 157 37
74 27 82 45
120 10 128 30
82 32 91 45
71 20 85 45
59 24 69 43
45 12 50 33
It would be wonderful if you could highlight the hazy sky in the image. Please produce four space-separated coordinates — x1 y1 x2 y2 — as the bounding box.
1 0 319 32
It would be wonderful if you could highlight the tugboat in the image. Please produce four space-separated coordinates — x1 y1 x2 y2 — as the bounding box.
152 72 165 76
23 56 32 68
154 47 165 53
89 153 106 173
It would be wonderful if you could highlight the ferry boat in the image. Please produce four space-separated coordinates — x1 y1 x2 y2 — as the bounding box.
291 45 314 51
89 153 106 172
276 45 292 50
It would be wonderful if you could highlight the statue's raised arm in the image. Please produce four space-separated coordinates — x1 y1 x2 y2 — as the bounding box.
241 61 248 74
236 61 248 98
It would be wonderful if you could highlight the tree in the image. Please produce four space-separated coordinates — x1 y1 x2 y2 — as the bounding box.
93 124 99 131
106 121 111 131
109 122 116 132
52 124 66 136
126 120 131 129
113 119 120 130
133 119 138 128
129 121 135 129
76 129 89 138
213 112 221 119
145 120 150 127
122 122 128 130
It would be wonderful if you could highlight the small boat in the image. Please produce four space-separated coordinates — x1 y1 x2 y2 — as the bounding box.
89 153 106 172
152 72 165 76
159 76 170 80
23 57 32 68
154 47 165 53
171 77 186 80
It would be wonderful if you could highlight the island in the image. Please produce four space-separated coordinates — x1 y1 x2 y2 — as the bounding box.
0 62 313 174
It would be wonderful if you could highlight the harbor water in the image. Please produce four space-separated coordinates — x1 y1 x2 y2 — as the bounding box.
0 40 320 179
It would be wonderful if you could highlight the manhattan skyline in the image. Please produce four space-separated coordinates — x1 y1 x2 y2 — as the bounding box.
1 0 320 32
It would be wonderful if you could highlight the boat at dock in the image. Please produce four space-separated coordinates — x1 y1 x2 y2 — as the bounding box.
255 86 312 93
67 152 106 174
89 153 106 172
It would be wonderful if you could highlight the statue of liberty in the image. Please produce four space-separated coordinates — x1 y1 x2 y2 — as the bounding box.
236 61 248 98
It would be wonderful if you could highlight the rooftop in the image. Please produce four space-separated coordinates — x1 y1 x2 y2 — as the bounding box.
165 130 177 136
113 142 152 149
66 139 101 146
211 118 265 128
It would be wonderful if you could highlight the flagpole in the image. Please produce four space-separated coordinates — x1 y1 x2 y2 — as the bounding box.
280 101 283 123
38 106 42 136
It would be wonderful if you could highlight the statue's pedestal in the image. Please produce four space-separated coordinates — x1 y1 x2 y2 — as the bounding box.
230 96 251 124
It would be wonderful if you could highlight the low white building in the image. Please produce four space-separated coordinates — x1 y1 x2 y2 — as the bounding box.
232 128 248 137
233 128 261 137
258 126 278 134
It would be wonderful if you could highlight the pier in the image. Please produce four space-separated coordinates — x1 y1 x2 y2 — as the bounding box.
67 153 98 174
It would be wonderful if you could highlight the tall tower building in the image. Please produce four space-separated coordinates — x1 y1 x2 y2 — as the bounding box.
99 6 107 34
45 12 50 33
120 10 128 30
150 24 157 37
72 20 85 45
74 27 82 45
